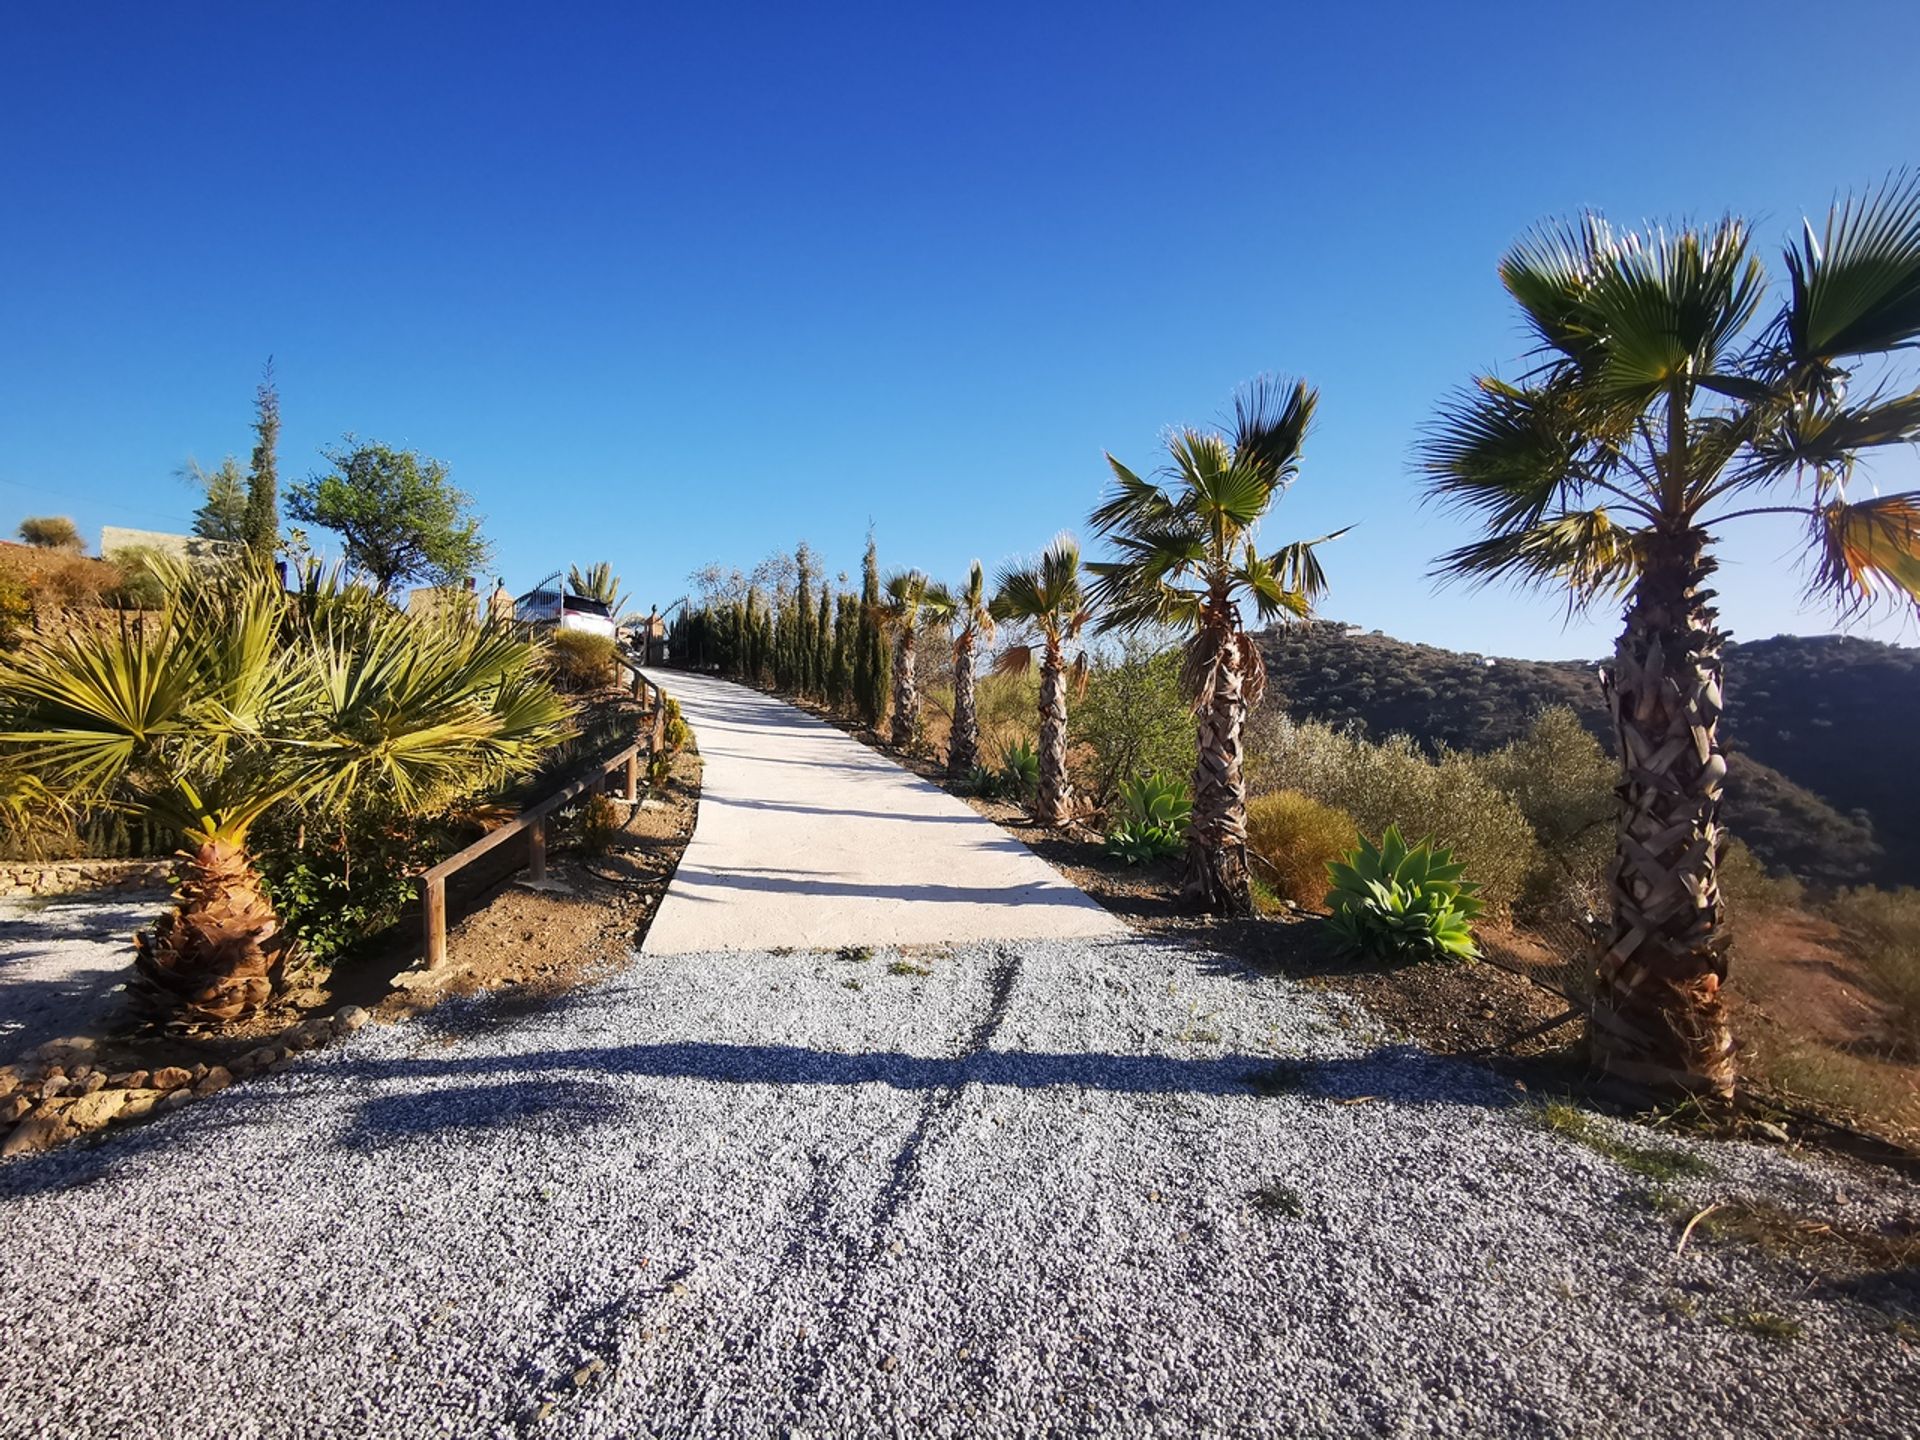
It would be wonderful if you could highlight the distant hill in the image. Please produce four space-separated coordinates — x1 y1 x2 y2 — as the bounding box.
1254 622 1916 889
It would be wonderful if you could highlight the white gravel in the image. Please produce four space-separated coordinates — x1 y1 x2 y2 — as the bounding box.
0 893 164 1062
2 935 1915 1438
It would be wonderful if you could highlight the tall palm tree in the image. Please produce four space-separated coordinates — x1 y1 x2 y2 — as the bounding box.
1088 378 1344 914
991 537 1091 827
925 561 996 778
879 569 933 748
0 559 571 1024
1420 178 1920 1097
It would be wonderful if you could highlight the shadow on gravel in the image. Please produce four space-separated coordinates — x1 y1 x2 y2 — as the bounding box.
337 1077 637 1151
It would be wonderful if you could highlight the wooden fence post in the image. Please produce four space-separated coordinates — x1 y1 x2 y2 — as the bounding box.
528 814 547 883
424 875 447 969
625 747 640 800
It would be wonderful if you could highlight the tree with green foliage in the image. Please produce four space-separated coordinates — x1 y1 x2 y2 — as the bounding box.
243 365 280 557
1420 176 1920 1096
829 593 856 709
853 531 888 730
1089 377 1343 914
879 569 934 747
0 556 569 1023
17 516 82 552
289 440 492 596
567 562 629 616
181 457 249 542
814 588 833 697
992 536 1092 827
926 561 995 778
1071 638 1198 805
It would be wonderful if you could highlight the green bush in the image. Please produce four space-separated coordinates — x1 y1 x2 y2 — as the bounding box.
1071 640 1196 804
1826 886 1920 1055
543 630 618 692
1246 712 1538 914
1720 836 1805 914
1467 706 1615 914
255 803 457 967
1105 773 1191 865
1246 790 1357 908
573 792 621 858
1324 825 1484 964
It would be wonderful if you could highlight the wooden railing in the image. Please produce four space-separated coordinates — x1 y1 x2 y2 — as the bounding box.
420 662 668 968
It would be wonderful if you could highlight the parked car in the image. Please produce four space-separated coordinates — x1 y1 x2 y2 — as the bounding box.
514 586 617 639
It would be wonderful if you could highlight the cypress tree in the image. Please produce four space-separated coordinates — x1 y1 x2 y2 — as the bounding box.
814 588 832 695
854 531 888 730
829 593 855 710
242 362 280 557
794 545 814 695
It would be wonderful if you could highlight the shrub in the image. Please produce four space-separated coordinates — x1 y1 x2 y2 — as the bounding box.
18 516 82 551
963 764 1003 799
255 803 458 967
1720 836 1805 914
1246 790 1357 909
1826 886 1920 1055
1467 706 1615 914
574 792 621 857
1246 713 1538 914
998 740 1039 801
1105 773 1191 866
1070 640 1196 804
1324 825 1484 964
662 695 690 750
543 630 618 691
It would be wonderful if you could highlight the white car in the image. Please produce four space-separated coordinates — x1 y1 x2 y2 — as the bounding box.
515 587 617 639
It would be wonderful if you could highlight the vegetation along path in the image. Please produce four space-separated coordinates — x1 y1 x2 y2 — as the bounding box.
637 669 1125 953
3 677 1916 1437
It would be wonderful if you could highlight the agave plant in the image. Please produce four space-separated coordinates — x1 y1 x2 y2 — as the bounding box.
1323 825 1483 964
0 557 572 1024
1421 175 1920 1095
991 537 1091 826
997 740 1040 802
1105 773 1193 865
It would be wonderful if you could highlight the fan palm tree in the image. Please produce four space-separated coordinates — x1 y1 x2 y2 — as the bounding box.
925 561 996 778
0 558 571 1024
991 537 1091 827
1420 176 1920 1097
879 569 934 748
1088 378 1345 914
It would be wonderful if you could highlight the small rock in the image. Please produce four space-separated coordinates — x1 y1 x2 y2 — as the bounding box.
1752 1120 1791 1144
108 1070 150 1089
190 1063 209 1083
67 1088 129 1130
118 1089 162 1121
0 1095 31 1125
38 1075 69 1099
76 1071 107 1096
150 1066 193 1092
333 1005 370 1035
880 1354 899 1373
69 1063 95 1081
0 1065 20 1096
194 1066 233 1097
2 1110 74 1156
160 1089 193 1112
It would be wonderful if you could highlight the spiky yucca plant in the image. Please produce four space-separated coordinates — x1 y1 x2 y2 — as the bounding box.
0 558 572 1025
991 537 1091 827
924 561 995 778
1421 175 1920 1096
1089 378 1345 915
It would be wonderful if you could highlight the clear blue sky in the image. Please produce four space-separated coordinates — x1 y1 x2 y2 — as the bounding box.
3 1 1916 659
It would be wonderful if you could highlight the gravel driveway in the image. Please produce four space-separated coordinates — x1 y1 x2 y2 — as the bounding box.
0 893 166 1064
3 935 1914 1438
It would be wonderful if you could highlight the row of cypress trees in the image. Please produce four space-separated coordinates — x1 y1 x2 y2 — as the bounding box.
668 531 891 729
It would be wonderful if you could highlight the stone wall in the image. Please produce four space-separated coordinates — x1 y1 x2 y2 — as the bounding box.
0 859 172 899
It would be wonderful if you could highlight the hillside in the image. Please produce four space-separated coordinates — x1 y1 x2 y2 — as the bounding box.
1254 622 1916 889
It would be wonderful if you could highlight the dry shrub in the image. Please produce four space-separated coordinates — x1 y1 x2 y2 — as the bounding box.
1827 886 1920 1056
576 792 621 857
1246 790 1357 909
542 630 618 692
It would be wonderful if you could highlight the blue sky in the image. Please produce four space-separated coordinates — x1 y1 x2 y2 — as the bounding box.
3 1 1916 659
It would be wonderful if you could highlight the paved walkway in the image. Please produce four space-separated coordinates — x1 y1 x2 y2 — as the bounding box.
638 671 1124 954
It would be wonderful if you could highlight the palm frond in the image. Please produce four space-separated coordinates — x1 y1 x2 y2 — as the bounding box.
1230 375 1316 489
1431 508 1639 611
1810 491 1920 614
1786 170 1920 363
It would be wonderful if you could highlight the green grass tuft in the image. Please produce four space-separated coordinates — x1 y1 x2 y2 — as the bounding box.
1537 1101 1713 1182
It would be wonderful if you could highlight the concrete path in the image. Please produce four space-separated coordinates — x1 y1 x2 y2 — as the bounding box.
638 671 1124 954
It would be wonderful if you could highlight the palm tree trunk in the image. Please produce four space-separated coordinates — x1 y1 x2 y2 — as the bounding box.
1183 617 1253 915
1592 527 1734 1097
132 837 284 1024
949 631 979 778
890 629 919 748
1035 645 1072 826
